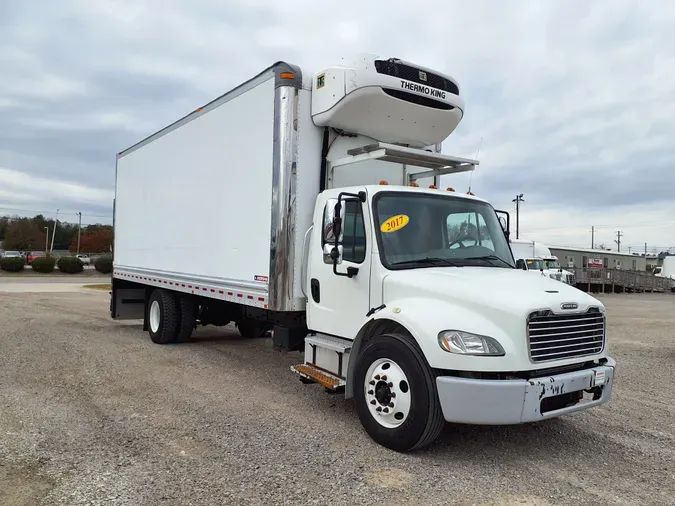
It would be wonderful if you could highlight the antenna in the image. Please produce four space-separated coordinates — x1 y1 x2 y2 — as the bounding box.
467 137 483 193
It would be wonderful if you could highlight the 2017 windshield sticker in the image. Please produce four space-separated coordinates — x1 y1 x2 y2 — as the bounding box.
381 214 410 233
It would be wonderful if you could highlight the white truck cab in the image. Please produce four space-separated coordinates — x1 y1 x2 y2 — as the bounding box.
654 257 675 292
110 54 615 452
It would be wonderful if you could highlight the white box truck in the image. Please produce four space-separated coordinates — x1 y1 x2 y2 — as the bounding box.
510 239 576 285
111 54 615 452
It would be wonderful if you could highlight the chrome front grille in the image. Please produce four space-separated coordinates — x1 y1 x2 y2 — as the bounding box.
527 308 605 362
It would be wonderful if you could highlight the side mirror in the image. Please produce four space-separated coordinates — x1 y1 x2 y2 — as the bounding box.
498 216 507 232
323 244 343 265
494 210 511 241
516 259 527 270
323 198 345 244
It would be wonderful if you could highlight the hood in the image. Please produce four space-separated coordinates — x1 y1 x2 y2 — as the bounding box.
382 267 601 320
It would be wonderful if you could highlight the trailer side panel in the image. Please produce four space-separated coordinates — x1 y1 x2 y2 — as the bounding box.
114 74 275 296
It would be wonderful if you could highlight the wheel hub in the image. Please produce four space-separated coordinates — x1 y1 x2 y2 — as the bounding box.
374 381 392 405
149 300 160 333
364 358 411 429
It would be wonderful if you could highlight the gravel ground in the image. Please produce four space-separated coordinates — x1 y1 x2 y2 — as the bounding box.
0 289 673 506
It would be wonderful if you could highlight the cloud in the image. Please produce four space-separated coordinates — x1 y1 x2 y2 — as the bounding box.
0 0 674 248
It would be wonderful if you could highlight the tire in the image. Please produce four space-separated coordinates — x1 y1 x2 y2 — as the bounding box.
147 289 179 345
236 320 271 339
175 295 197 343
353 332 445 452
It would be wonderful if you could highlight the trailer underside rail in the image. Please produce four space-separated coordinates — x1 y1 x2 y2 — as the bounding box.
113 267 270 309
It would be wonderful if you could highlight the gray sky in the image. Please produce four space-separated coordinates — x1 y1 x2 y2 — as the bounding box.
1 0 674 252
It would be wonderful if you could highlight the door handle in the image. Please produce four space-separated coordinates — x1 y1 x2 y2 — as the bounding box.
310 278 320 303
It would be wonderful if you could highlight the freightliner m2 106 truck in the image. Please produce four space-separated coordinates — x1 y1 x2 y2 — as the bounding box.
111 54 615 452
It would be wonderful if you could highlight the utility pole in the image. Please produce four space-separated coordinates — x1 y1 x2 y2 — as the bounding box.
49 209 59 254
76 212 82 255
614 231 623 252
628 247 632 254
591 226 595 249
44 227 49 252
512 193 524 239
644 243 647 255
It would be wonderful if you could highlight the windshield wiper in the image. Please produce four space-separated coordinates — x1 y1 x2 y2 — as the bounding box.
391 257 462 267
465 255 513 268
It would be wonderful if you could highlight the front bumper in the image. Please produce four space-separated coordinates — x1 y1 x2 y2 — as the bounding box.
436 357 616 424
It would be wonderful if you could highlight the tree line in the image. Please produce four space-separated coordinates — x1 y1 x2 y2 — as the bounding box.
0 215 112 253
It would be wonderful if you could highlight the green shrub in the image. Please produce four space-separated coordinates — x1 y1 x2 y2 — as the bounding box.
0 257 25 272
94 255 113 274
31 256 56 273
57 256 84 274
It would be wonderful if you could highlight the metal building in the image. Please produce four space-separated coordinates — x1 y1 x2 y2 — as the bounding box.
549 246 647 271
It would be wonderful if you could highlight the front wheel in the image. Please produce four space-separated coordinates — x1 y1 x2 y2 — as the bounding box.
354 332 445 452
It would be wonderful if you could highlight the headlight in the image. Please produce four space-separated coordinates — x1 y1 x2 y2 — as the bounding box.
437 330 505 356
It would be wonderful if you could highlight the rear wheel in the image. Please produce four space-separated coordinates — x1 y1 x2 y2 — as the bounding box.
147 289 179 345
354 332 445 452
175 295 197 342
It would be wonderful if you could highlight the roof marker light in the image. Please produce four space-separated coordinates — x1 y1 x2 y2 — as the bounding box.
447 187 455 192
379 180 389 185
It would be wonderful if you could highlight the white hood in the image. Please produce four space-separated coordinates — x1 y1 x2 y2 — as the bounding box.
383 267 601 320
380 267 605 371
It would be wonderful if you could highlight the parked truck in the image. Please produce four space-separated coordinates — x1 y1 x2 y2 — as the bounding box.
510 239 576 285
654 256 675 292
110 54 615 452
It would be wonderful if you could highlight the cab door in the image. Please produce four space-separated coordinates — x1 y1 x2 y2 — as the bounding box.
306 191 372 339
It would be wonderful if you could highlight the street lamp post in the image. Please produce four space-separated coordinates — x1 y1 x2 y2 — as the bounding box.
76 212 82 255
511 194 524 239
49 209 59 254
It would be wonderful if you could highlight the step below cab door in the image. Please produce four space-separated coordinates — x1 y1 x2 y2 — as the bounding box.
306 190 372 339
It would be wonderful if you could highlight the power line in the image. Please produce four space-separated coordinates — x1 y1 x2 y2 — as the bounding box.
524 220 675 233
0 206 111 219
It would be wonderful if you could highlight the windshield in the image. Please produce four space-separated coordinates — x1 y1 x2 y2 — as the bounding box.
373 192 515 269
526 259 546 270
545 259 561 269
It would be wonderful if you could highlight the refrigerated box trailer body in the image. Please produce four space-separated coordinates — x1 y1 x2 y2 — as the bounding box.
112 56 615 452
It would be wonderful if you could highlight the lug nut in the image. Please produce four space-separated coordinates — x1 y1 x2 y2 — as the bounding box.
368 390 374 395
383 408 389 413
376 407 382 412
381 375 387 381
375 375 381 380
369 380 375 385
370 400 376 405
391 393 396 398
387 382 393 388
388 402 394 408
